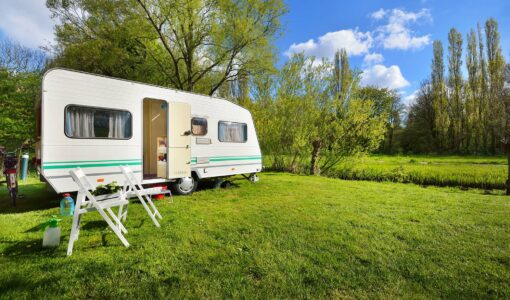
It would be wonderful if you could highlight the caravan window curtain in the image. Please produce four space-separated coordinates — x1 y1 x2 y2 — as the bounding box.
65 105 132 139
191 117 208 136
218 121 247 143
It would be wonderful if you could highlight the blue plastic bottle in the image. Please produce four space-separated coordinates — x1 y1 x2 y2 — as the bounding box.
60 193 75 216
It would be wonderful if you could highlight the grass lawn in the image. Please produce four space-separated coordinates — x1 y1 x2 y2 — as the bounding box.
1 173 510 298
329 154 508 190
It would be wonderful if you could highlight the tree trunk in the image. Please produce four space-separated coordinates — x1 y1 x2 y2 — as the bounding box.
506 150 510 195
310 140 322 176
388 127 394 154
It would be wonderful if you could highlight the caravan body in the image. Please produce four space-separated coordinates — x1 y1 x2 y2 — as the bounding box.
38 69 262 193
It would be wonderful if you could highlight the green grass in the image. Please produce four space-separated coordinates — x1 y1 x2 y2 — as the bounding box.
328 154 508 190
1 173 510 298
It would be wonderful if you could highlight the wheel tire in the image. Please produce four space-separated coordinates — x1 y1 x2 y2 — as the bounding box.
9 188 17 206
221 181 232 189
171 176 198 195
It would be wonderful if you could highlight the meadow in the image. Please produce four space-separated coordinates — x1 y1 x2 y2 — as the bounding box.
263 155 507 190
1 172 509 298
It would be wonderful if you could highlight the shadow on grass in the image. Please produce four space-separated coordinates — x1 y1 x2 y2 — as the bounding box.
0 182 59 214
0 174 249 214
80 220 109 231
1 238 59 257
0 259 119 297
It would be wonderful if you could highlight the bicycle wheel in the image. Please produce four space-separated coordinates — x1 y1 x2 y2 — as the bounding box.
6 174 17 206
9 188 17 206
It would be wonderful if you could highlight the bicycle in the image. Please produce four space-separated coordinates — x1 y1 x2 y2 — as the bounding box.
0 141 31 206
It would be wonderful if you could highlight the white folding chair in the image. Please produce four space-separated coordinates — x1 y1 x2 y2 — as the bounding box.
67 168 130 256
119 166 171 228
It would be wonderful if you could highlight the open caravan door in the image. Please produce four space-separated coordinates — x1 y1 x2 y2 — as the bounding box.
167 102 191 179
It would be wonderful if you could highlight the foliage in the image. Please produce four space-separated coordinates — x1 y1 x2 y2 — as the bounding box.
1 173 510 298
405 18 508 155
0 68 41 150
447 28 464 152
0 39 45 150
401 81 436 153
46 0 286 96
355 86 404 154
252 52 390 175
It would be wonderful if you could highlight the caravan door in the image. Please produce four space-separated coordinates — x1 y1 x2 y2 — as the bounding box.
167 102 191 178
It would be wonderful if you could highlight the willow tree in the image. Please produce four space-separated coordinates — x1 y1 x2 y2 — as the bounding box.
261 53 387 175
47 0 286 95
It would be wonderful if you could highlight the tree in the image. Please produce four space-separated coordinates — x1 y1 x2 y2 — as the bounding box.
485 18 506 155
466 28 480 153
431 40 448 152
0 69 41 149
339 48 352 100
0 38 46 73
356 87 403 154
47 0 286 95
483 18 508 193
251 53 388 175
504 66 510 194
447 28 464 152
477 23 489 152
0 39 45 150
402 81 435 153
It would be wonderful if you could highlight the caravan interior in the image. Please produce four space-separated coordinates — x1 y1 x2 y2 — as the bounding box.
143 99 168 179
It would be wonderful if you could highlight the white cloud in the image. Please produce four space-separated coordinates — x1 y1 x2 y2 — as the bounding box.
0 0 56 48
403 89 420 105
363 53 384 65
284 29 372 59
360 64 410 89
372 8 431 50
370 9 387 20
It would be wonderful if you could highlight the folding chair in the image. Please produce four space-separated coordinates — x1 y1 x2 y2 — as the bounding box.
119 165 171 228
67 168 130 256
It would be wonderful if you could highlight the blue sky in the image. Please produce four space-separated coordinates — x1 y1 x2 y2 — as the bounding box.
1 0 509 104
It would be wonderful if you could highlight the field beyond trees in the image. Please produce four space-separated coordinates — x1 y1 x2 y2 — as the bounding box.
1 173 509 298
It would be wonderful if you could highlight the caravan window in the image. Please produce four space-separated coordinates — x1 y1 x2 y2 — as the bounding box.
218 121 247 143
65 105 132 139
191 117 207 136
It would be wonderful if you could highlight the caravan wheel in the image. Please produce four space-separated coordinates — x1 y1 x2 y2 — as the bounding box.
171 177 198 195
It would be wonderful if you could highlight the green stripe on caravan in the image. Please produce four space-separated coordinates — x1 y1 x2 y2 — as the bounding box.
44 159 142 165
43 162 142 170
42 156 261 170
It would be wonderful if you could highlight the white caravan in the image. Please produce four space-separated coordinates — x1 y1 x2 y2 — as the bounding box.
36 69 262 195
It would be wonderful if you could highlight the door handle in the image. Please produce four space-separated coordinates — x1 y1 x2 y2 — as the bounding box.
183 130 191 136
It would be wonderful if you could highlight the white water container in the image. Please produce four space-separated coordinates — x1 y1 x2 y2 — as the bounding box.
42 217 61 247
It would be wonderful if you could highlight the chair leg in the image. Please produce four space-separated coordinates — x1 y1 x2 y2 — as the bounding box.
146 195 163 219
117 205 124 230
122 204 129 222
67 193 85 256
67 213 81 256
95 205 130 248
117 204 123 220
136 194 160 227
106 207 128 234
